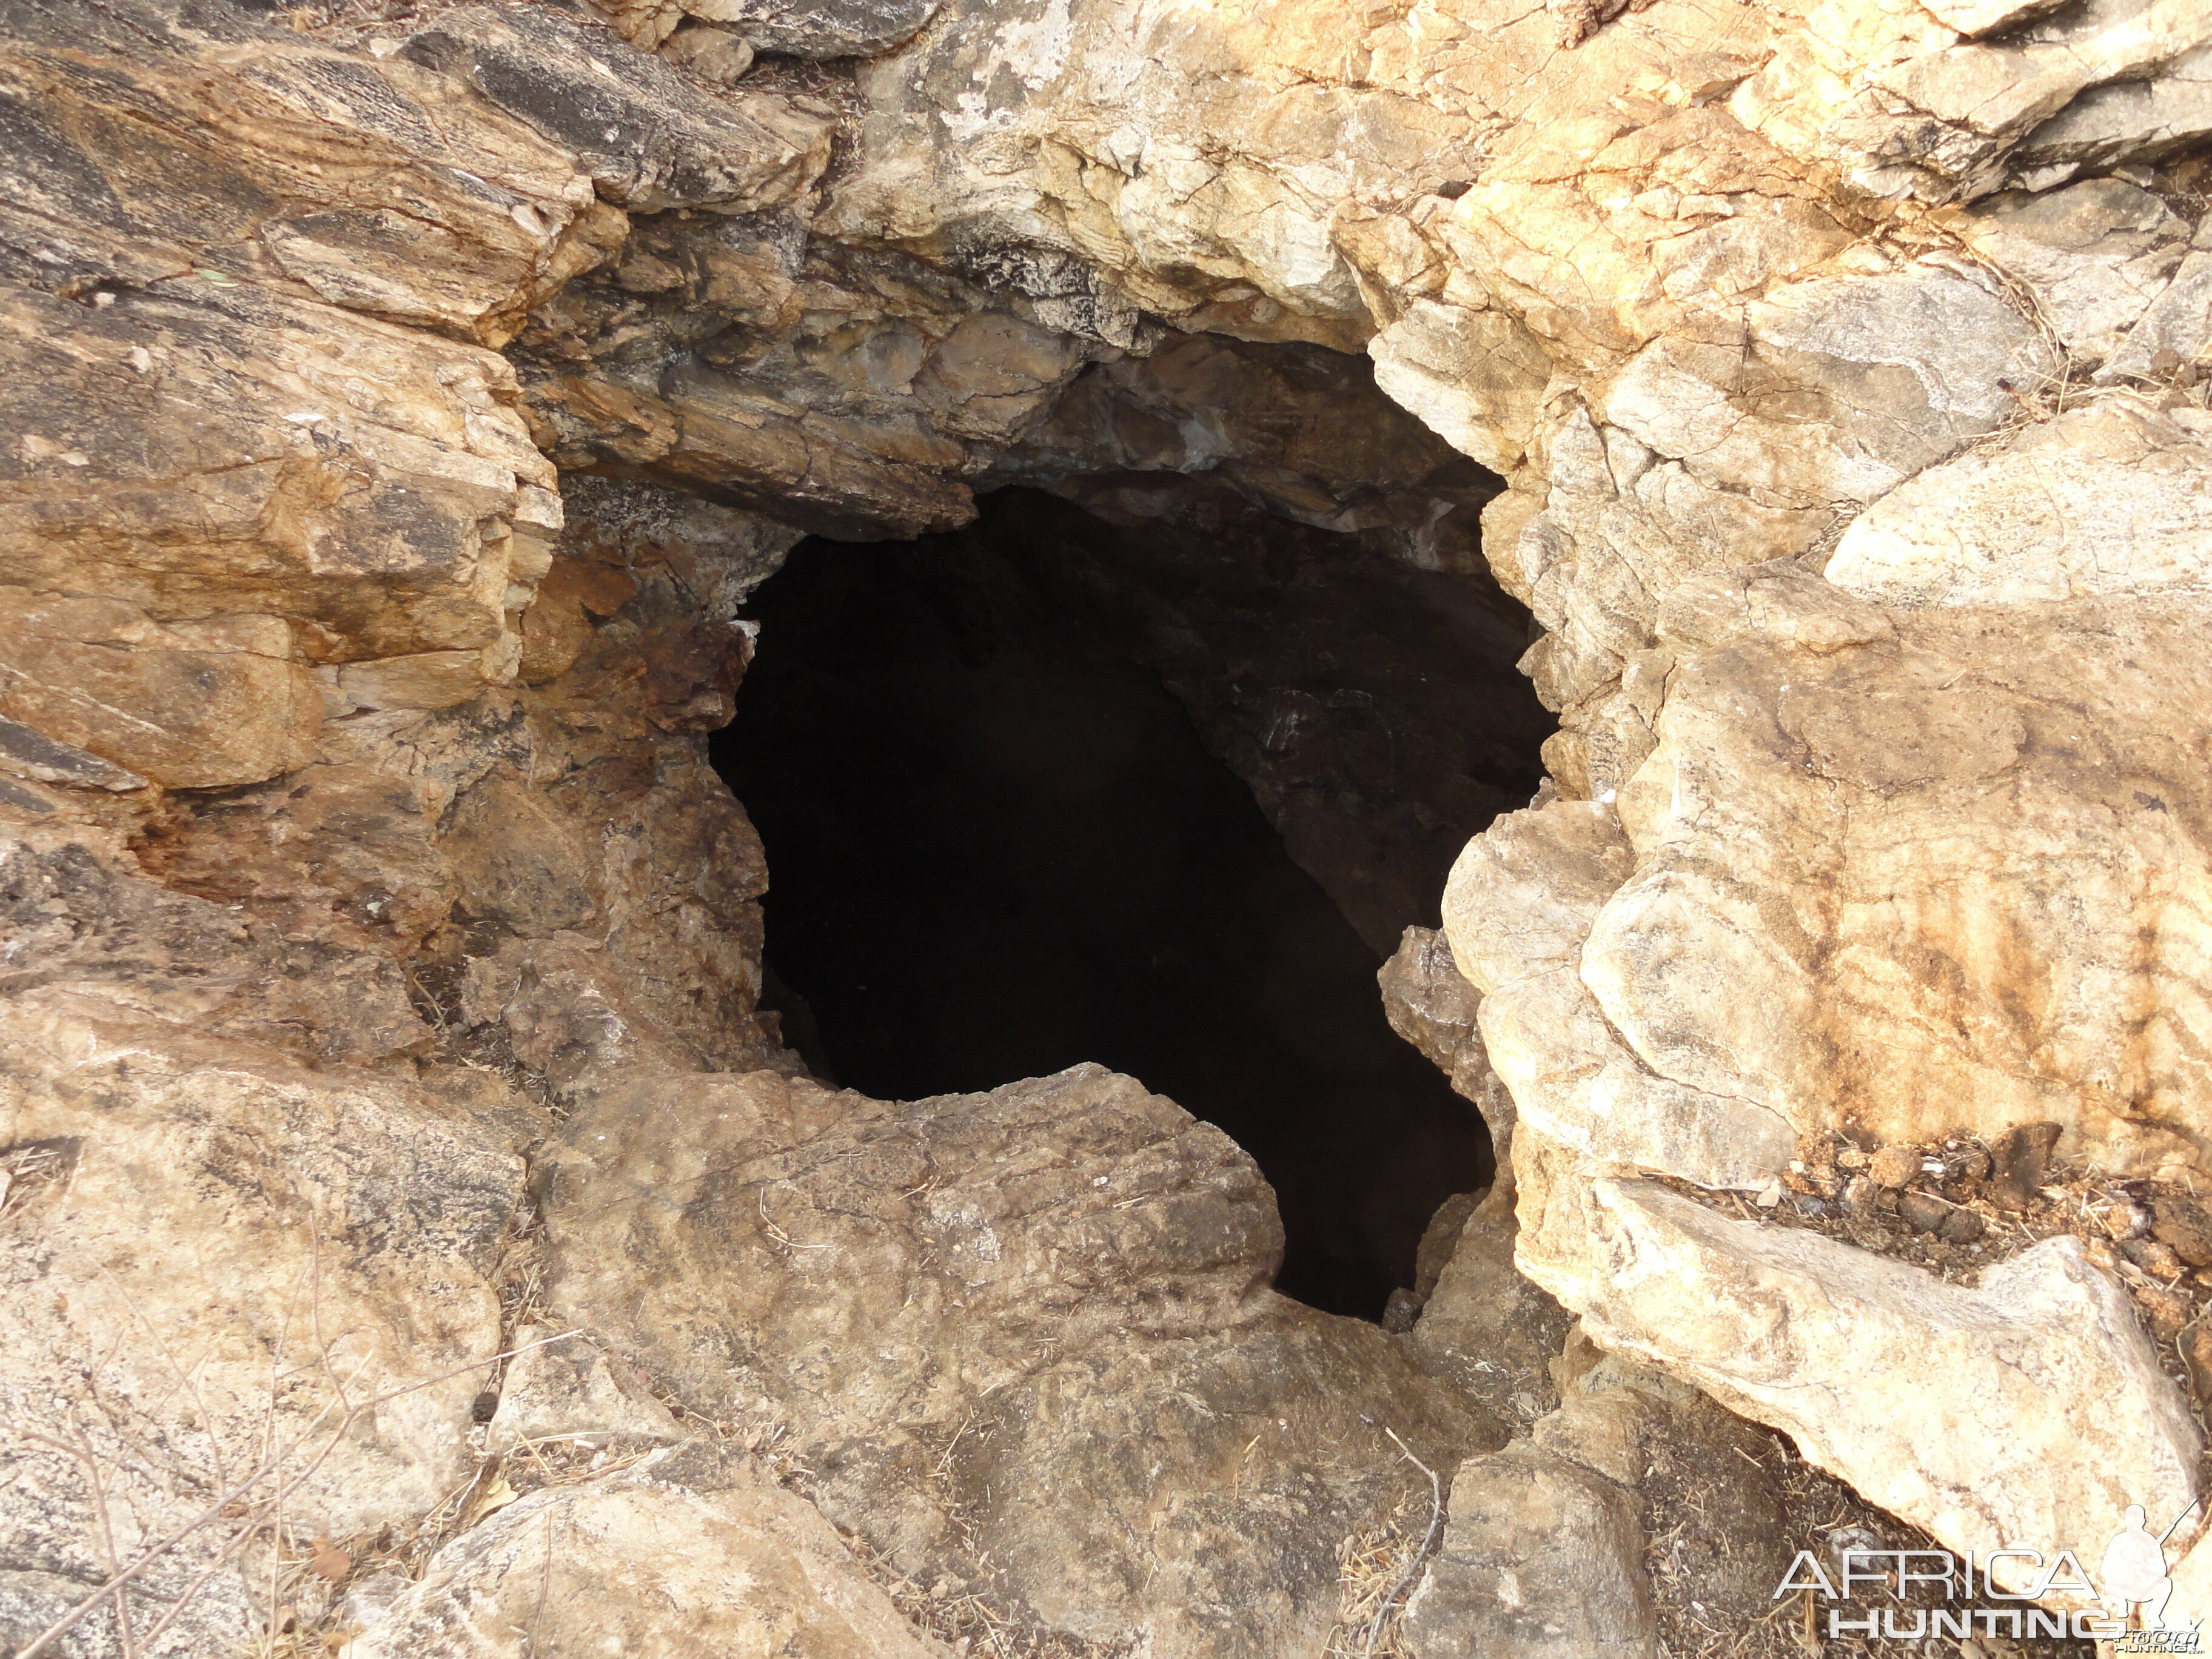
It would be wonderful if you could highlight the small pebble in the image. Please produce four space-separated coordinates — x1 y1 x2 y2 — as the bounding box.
1868 1146 1919 1189
1840 1175 1879 1216
2136 1284 2193 1343
1895 1191 1949 1234
1937 1207 1985 1244
2125 1236 2187 1279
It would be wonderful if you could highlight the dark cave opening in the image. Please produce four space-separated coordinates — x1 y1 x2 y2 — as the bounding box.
712 489 1551 1318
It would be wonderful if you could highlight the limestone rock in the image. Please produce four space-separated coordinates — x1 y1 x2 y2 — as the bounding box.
1403 1443 1659 1658
344 1444 949 1659
0 280 560 780
1826 394 2212 605
1368 300 1555 477
1445 799 1793 1191
1532 1330 1792 1629
1952 179 2188 363
0 0 617 348
1583 568 2212 1177
486 1327 686 1454
2013 42 2212 190
656 22 756 87
2103 244 2212 382
1732 0 2212 201
16 0 2212 1646
0 831 524 1651
517 226 1088 538
1410 1185 1575 1428
537 1062 1501 1655
1597 263 2052 506
1379 927 1513 1136
1514 1148 2203 1590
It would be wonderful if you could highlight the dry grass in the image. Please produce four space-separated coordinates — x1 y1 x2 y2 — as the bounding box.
1325 1493 1425 1658
0 1138 71 1218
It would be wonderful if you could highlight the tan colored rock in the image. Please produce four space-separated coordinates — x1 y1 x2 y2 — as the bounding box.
1826 394 2212 606
1403 1443 1660 1659
0 592 320 790
1 0 618 349
1444 799 1792 1190
2014 42 2212 190
820 0 1792 354
1598 262 2051 505
1579 568 2212 1177
0 832 524 1652
1732 0 2212 201
2103 244 2212 381
657 22 756 85
1368 300 1555 476
1952 179 2188 362
0 280 562 765
344 1446 950 1659
1514 1144 2202 1591
1410 1185 1575 1427
486 1327 685 1452
538 1063 1500 1655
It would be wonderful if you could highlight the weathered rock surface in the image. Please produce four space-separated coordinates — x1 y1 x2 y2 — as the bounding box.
1380 927 1514 1136
12 0 2212 1646
1403 1322 1795 1659
1409 1185 1575 1431
1827 392 2212 606
344 1445 948 1659
1445 798 1795 1192
484 1326 686 1454
1516 1139 2203 1592
0 827 523 1656
537 1061 1501 1656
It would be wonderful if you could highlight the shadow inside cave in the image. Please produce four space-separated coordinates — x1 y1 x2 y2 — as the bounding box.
712 492 1544 1318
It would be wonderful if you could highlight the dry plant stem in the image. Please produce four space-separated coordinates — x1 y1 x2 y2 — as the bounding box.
11 1332 570 1659
1365 1429 1443 1659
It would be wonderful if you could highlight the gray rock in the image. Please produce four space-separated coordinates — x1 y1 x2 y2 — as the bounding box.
687 0 941 58
402 4 829 211
1403 1443 1660 1659
1411 1182 1575 1429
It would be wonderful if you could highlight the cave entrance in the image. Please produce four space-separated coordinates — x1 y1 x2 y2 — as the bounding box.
712 488 1550 1318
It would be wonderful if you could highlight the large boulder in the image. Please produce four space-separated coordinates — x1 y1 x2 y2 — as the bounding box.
537 1062 1502 1657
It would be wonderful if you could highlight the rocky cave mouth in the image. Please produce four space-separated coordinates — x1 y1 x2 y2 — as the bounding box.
713 486 1552 1317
